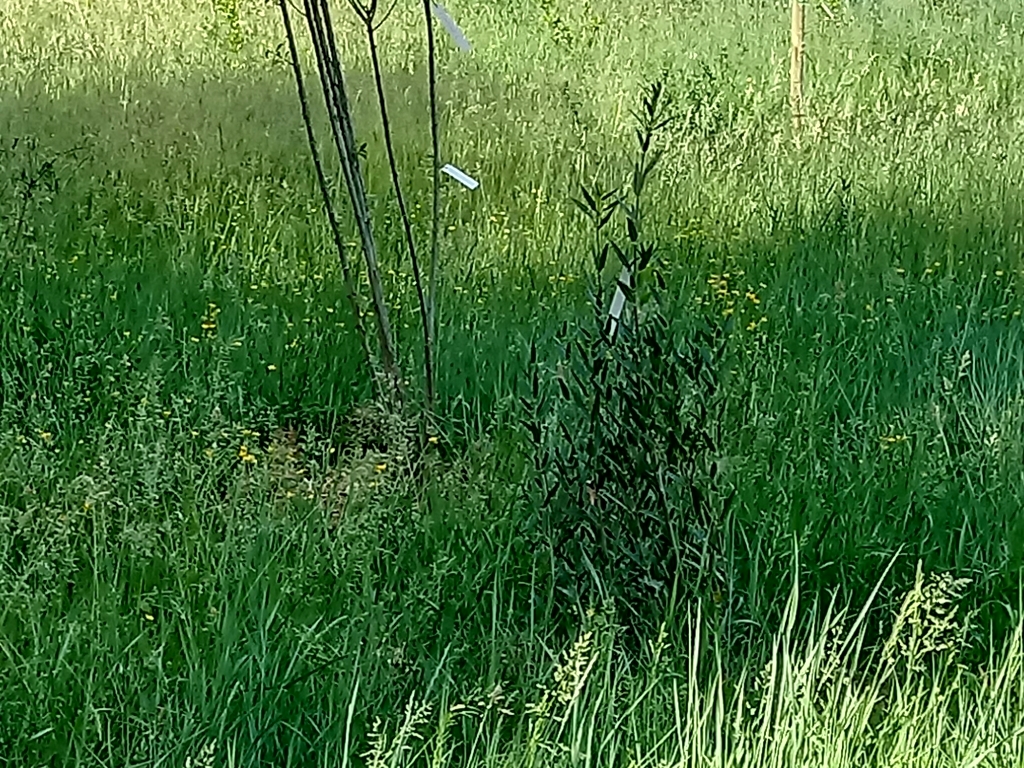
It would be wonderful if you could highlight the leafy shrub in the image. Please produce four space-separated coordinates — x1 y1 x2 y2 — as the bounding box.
518 81 733 642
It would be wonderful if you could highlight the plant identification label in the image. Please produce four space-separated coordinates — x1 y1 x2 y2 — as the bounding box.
608 267 631 338
431 3 471 52
441 163 479 190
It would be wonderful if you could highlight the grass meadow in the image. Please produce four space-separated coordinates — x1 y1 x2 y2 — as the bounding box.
2 0 1024 764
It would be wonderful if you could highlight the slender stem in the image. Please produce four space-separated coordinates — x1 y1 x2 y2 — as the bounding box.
308 0 403 403
277 0 373 374
365 18 435 415
423 0 442 422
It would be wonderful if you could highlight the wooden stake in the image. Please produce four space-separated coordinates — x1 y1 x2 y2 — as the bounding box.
790 0 805 143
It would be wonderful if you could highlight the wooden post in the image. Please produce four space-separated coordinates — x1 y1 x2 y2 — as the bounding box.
790 0 805 144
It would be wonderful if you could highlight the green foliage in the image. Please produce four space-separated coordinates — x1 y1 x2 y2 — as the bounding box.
2 0 1024 763
518 83 732 638
536 0 607 54
209 0 246 54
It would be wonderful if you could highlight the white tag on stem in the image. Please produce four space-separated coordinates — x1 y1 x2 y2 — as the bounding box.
441 163 479 190
431 3 471 52
607 267 631 338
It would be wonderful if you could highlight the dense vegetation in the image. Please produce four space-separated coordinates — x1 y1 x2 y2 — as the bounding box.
1 0 1023 765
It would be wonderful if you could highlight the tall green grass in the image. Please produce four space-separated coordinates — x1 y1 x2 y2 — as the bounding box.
1 0 1023 764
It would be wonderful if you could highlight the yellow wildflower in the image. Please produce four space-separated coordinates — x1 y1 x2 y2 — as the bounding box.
238 445 257 465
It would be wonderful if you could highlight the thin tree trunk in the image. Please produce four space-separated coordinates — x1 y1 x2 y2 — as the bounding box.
423 0 442 424
364 18 435 417
277 0 374 376
302 0 403 403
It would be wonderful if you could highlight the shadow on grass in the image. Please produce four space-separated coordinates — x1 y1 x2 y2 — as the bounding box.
1 67 1024 767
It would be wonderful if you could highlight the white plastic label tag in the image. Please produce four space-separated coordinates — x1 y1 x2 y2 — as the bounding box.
607 267 631 337
441 163 479 190
431 3 471 52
